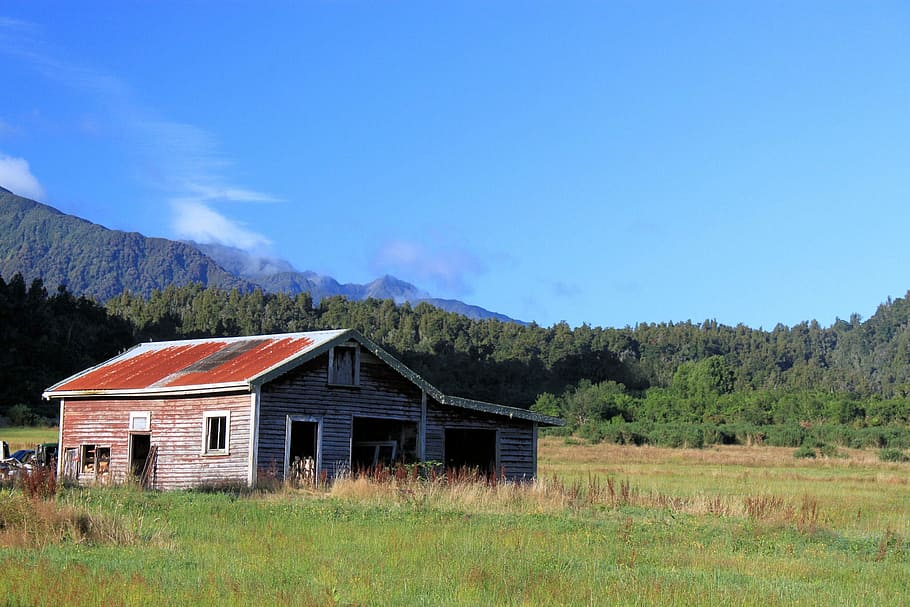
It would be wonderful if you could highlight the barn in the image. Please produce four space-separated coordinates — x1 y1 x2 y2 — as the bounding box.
43 329 563 489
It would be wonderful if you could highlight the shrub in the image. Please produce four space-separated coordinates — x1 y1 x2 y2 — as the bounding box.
6 403 36 426
878 448 910 463
816 443 842 459
601 422 648 446
577 422 607 444
793 445 816 459
651 424 705 449
767 424 806 447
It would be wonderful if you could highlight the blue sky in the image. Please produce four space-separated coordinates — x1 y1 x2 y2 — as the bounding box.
1 2 909 329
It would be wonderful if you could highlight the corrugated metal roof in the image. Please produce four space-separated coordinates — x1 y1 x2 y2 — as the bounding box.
44 330 343 395
43 328 564 426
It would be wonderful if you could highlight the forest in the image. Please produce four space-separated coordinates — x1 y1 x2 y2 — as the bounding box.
4 272 910 451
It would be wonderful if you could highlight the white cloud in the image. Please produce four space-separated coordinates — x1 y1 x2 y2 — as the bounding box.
373 239 485 295
0 18 279 251
0 153 45 200
171 200 271 250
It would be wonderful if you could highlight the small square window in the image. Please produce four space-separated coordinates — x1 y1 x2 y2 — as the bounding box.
203 411 231 455
130 411 150 431
328 345 360 386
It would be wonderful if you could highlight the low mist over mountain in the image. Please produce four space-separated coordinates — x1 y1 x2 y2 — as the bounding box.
0 188 518 322
189 242 518 322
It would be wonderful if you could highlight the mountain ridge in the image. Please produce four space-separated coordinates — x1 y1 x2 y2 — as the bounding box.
0 187 519 322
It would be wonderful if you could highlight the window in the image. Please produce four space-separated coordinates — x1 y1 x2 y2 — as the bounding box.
79 444 111 484
328 345 360 386
203 411 231 455
130 411 150 431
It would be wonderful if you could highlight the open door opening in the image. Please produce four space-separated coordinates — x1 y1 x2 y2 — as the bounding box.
444 428 497 476
129 434 151 478
351 417 417 472
288 420 318 485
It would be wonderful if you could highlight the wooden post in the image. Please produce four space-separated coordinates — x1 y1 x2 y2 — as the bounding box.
419 390 427 461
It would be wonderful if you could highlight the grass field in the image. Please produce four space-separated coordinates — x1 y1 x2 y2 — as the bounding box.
1 436 908 606
0 426 58 451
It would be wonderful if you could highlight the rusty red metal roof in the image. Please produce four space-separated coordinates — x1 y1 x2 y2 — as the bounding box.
45 331 344 395
43 328 565 426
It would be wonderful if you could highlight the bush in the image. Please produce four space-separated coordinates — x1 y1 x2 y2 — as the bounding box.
6 404 36 426
576 423 607 444
651 424 705 449
816 443 842 459
793 445 816 459
766 424 806 447
600 422 648 446
878 448 910 463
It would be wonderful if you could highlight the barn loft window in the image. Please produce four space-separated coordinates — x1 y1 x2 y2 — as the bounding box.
129 411 150 432
202 411 231 455
328 345 360 386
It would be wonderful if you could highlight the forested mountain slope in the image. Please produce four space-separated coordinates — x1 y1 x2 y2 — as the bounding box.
0 188 516 321
0 188 253 300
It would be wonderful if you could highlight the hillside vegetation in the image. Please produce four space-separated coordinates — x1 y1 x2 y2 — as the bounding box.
6 272 910 453
0 188 253 300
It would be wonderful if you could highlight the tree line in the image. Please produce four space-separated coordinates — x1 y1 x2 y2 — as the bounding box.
5 274 910 451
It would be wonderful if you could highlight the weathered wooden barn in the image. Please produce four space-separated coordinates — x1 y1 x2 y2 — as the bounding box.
43 329 562 489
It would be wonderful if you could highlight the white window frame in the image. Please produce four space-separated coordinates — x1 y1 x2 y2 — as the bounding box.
79 443 112 483
129 411 151 432
202 411 231 456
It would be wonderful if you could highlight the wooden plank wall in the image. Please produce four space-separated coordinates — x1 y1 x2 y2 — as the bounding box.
61 393 251 490
60 344 540 489
259 345 538 482
424 404 537 480
258 348 423 480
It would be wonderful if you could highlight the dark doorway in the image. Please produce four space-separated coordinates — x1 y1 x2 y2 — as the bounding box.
129 434 151 478
445 428 497 475
351 417 417 471
289 420 317 462
287 420 318 483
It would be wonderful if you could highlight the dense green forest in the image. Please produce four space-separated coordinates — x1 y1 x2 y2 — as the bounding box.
4 273 910 451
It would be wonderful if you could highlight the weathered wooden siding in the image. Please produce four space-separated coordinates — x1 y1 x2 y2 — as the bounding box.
61 393 251 490
424 403 537 480
60 342 541 490
258 347 423 480
258 345 539 482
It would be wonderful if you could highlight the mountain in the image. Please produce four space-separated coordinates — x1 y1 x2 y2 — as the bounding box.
190 242 520 322
0 188 254 299
0 188 519 322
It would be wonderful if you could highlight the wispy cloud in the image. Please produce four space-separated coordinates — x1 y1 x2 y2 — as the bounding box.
0 17 277 250
171 200 271 250
0 153 45 199
372 239 486 295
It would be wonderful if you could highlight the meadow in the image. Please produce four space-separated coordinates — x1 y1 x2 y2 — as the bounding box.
1 426 59 451
1 434 908 606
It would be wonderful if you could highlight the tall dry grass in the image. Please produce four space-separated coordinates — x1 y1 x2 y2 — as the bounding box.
327 465 835 533
0 492 143 548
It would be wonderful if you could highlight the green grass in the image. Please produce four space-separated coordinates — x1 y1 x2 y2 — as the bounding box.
2 438 909 606
0 426 58 451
